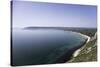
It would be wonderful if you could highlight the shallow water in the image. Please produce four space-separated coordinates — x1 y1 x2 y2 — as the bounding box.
12 28 86 66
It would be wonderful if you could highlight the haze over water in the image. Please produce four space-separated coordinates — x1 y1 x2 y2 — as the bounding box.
12 29 87 65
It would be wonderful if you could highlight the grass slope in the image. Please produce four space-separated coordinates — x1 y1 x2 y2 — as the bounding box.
68 38 97 62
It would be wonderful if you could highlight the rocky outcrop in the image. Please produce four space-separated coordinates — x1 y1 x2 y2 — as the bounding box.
90 32 97 41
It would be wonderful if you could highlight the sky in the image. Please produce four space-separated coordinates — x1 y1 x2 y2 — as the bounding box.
12 1 97 28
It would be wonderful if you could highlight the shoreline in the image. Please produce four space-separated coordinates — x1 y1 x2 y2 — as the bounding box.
55 38 88 63
71 32 91 58
54 31 90 63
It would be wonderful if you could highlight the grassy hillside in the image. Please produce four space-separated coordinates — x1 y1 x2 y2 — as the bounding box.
68 38 97 62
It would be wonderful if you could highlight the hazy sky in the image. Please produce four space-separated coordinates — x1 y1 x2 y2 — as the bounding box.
12 1 97 28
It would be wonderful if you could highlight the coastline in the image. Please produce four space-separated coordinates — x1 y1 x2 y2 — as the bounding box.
68 31 97 62
72 32 90 58
53 31 91 63
69 32 91 59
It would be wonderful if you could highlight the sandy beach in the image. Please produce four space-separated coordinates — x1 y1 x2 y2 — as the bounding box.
72 32 91 57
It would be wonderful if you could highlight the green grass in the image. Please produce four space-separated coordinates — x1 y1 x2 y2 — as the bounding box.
68 39 97 62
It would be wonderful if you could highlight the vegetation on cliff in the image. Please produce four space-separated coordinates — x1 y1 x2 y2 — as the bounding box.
68 33 97 62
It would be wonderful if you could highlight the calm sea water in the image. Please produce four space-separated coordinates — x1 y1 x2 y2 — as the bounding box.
12 29 87 66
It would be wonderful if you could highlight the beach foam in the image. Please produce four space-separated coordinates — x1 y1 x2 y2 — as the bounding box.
72 32 90 57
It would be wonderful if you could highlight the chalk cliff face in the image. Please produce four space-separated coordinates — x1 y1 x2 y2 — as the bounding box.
91 32 97 41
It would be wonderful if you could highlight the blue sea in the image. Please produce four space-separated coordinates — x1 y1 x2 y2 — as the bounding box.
12 28 87 66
